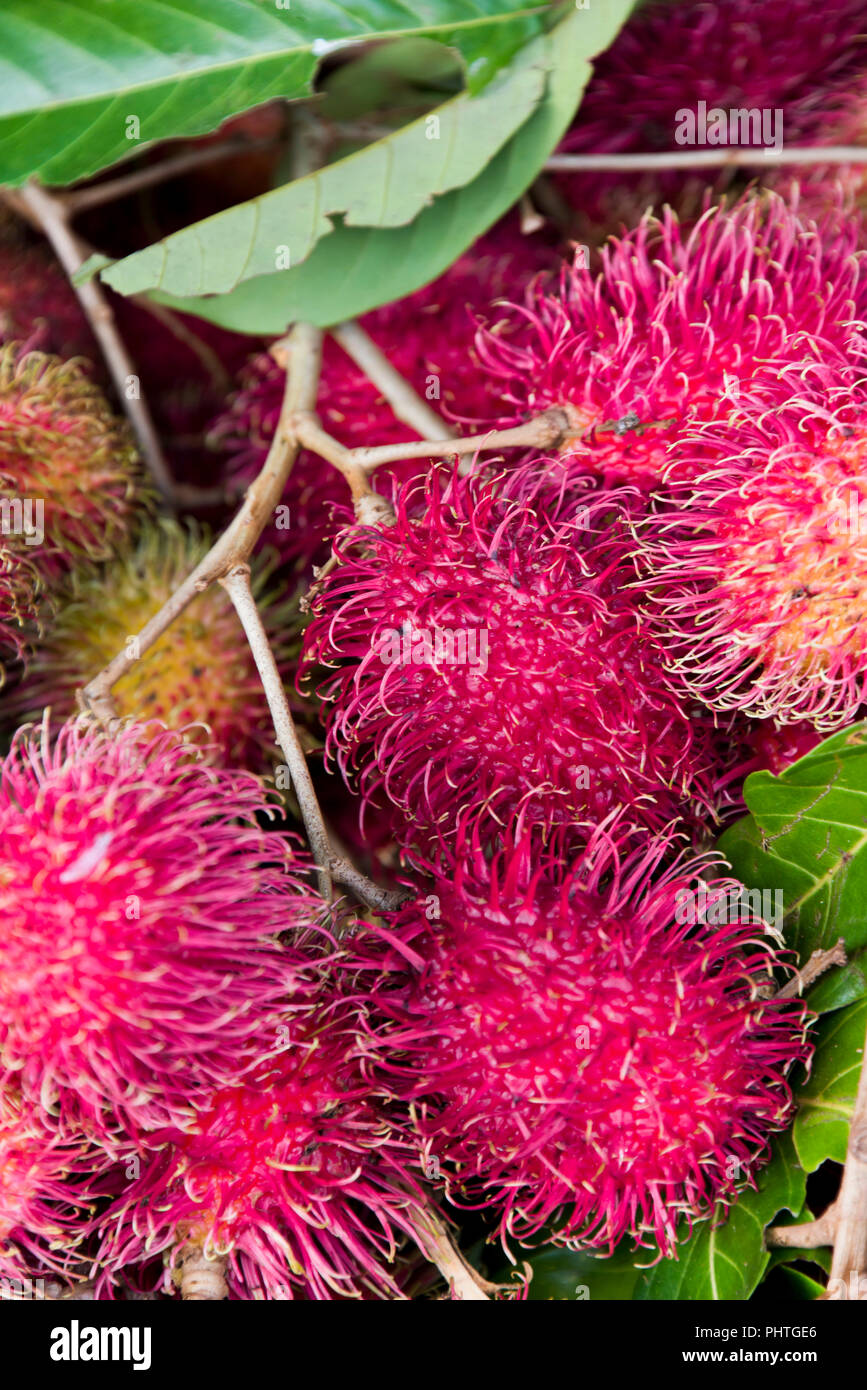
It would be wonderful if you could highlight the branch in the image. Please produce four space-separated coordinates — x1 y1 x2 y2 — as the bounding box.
220 565 333 900
80 322 323 721
545 146 867 173
826 1008 867 1299
413 1209 492 1301
776 940 847 998
330 320 456 441
64 136 282 215
293 406 571 474
175 1244 228 1301
329 856 412 914
288 410 396 524
8 180 177 504
766 1204 839 1250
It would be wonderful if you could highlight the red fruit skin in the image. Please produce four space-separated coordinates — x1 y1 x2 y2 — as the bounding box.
0 719 323 1139
637 404 867 729
0 1090 96 1286
302 463 741 870
96 981 427 1301
378 837 812 1257
553 0 867 231
0 240 98 362
476 196 867 488
744 720 828 776
208 216 556 571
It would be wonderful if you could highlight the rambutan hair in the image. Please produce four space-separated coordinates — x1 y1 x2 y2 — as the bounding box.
302 464 739 868
379 832 812 1257
476 195 867 486
0 1088 94 1285
0 346 140 576
11 518 304 766
96 974 427 1300
0 717 324 1137
636 403 867 728
552 0 867 234
0 542 38 669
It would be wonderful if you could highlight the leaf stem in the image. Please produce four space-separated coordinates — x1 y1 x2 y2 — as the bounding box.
293 406 571 474
331 320 455 441
9 180 177 504
545 146 867 172
220 564 333 900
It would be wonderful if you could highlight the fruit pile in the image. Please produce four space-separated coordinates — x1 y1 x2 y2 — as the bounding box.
2 0 867 1301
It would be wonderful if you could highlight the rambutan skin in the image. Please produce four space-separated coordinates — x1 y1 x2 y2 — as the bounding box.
302 465 733 867
0 1088 95 1285
0 346 140 577
0 718 324 1137
637 408 867 728
553 0 867 233
476 196 867 487
96 979 425 1301
0 543 38 667
378 839 812 1257
11 519 303 766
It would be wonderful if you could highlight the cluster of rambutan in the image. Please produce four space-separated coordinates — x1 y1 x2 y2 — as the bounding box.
290 187 867 1284
0 719 435 1299
8 31 867 1294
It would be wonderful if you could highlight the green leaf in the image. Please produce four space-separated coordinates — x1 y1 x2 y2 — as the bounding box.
757 1267 826 1300
633 1136 806 1301
718 723 867 998
0 0 548 188
317 37 463 123
793 998 866 1171
136 1 634 331
492 1243 642 1301
97 37 550 299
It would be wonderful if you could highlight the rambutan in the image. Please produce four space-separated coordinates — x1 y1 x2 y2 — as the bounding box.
302 465 733 867
382 837 812 1256
0 1088 93 1284
13 519 302 766
553 0 867 234
0 346 139 577
743 719 827 776
637 410 867 727
477 196 867 487
0 542 38 668
0 717 323 1137
0 239 96 363
97 987 425 1301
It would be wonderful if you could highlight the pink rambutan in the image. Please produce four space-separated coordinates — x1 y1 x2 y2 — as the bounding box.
637 409 867 728
208 218 555 571
0 543 38 668
0 1088 93 1284
97 988 425 1301
302 465 735 867
11 519 303 766
0 345 140 577
554 0 867 234
0 239 97 363
477 196 867 487
743 719 827 776
381 836 812 1256
0 717 323 1137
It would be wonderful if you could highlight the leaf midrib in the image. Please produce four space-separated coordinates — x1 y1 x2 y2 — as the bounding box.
0 6 548 120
